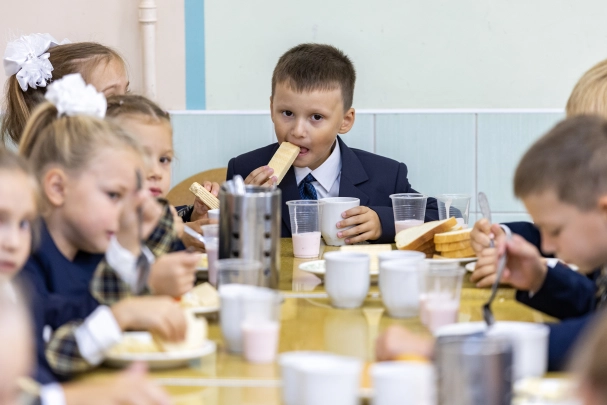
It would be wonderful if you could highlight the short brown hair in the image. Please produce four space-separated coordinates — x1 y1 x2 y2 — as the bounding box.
571 312 607 402
2 42 125 145
514 115 607 209
566 58 607 119
271 43 356 110
106 94 170 125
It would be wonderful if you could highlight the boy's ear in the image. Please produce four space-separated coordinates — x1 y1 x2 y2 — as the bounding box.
43 168 68 207
338 108 356 134
269 96 275 123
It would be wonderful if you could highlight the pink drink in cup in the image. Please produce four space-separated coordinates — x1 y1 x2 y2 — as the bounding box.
390 194 427 235
287 200 322 258
421 260 464 331
425 298 459 332
242 320 280 363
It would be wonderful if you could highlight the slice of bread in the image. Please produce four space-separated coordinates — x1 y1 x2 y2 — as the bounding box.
181 282 219 309
415 239 435 252
434 228 472 244
435 240 472 252
267 142 300 184
395 218 458 250
440 246 476 258
153 309 207 352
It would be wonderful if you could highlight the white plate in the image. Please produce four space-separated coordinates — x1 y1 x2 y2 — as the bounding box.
465 262 476 272
298 260 379 276
105 332 216 370
427 257 478 265
190 304 219 314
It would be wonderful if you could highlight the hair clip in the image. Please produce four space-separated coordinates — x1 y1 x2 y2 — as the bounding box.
44 73 106 118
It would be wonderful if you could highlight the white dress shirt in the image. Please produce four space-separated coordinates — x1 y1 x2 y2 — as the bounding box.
294 140 342 198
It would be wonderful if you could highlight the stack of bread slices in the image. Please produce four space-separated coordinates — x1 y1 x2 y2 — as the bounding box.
395 217 475 259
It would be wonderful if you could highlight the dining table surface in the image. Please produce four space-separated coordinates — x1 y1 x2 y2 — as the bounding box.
80 238 560 404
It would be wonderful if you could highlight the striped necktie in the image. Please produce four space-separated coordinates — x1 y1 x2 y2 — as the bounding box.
298 173 318 200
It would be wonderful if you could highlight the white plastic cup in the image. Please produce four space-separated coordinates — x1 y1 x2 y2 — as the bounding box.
436 194 471 228
286 200 322 258
390 193 427 234
371 361 435 405
379 259 426 318
201 224 219 286
324 252 370 309
207 208 220 223
216 258 263 288
319 197 360 246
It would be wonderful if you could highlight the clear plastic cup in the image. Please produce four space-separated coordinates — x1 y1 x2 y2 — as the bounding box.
241 289 281 364
216 258 263 288
436 194 471 228
390 193 427 234
286 200 322 258
420 260 465 332
207 209 219 223
201 224 219 286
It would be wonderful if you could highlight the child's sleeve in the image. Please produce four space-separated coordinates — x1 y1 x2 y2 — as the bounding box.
90 260 136 306
146 199 184 255
45 306 121 377
175 204 194 223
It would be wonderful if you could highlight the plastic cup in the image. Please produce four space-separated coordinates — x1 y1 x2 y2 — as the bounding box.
390 193 427 234
420 260 465 332
201 224 219 286
207 208 219 223
286 200 322 259
241 288 281 364
379 258 427 318
216 258 263 288
436 194 471 228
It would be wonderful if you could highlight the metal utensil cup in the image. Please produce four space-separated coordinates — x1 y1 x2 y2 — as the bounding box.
218 184 282 288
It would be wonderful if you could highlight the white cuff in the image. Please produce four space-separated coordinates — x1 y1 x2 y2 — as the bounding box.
106 236 155 293
40 383 66 405
74 306 122 365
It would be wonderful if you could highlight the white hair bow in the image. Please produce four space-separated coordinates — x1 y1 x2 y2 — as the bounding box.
3 33 70 92
45 73 106 118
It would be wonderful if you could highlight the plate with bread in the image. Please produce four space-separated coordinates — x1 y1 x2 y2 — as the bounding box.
395 217 477 264
105 309 216 369
180 282 220 314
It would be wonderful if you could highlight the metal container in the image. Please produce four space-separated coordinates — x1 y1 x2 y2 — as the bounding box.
435 335 514 405
218 184 281 288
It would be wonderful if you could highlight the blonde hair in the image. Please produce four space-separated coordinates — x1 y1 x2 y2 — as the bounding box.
106 94 171 125
19 102 142 190
2 42 125 145
566 59 607 118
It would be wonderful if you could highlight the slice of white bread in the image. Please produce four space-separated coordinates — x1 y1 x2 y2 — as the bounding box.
440 246 476 258
395 217 458 250
268 142 300 184
189 182 220 210
181 282 219 309
340 244 392 272
435 240 472 253
153 309 207 352
434 228 472 244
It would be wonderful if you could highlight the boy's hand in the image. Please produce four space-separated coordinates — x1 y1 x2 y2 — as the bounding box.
117 191 163 255
148 251 199 297
111 296 186 342
180 218 212 251
191 181 220 221
63 362 172 405
499 233 548 293
376 326 434 361
244 166 277 187
469 219 503 287
336 206 382 244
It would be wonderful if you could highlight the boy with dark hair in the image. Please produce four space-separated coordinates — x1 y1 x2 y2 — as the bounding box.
227 43 438 243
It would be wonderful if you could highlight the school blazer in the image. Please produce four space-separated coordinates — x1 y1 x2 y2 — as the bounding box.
227 136 439 243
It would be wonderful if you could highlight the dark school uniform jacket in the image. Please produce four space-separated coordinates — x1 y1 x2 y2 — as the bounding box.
226 136 439 244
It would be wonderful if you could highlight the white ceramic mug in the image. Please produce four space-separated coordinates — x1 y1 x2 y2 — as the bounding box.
319 197 360 246
279 351 340 405
379 258 426 318
299 355 363 405
371 361 435 405
324 251 370 309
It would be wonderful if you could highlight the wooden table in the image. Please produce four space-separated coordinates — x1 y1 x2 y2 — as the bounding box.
82 239 557 404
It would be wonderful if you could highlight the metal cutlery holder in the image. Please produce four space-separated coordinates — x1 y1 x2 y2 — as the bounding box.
218 184 281 288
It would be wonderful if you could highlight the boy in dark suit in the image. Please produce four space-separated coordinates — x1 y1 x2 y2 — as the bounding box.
377 115 607 370
227 43 438 244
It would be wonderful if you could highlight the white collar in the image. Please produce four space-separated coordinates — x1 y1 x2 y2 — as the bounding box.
294 140 342 191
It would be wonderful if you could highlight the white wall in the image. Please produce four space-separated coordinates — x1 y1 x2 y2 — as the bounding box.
205 0 607 110
0 0 186 110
